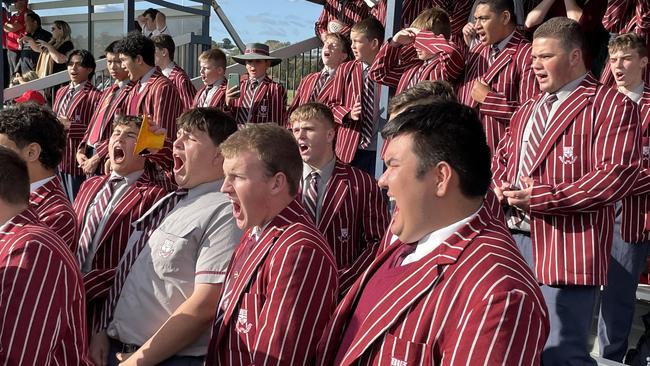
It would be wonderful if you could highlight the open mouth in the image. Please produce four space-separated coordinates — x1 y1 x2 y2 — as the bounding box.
173 154 184 173
535 73 549 83
615 71 626 80
323 51 331 57
231 199 242 219
113 146 125 163
298 142 310 154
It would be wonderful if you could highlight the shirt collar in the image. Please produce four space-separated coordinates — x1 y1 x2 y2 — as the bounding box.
184 178 224 201
494 30 515 52
554 73 588 103
323 66 336 76
30 175 55 192
110 169 144 186
302 157 336 181
161 62 175 77
620 82 645 103
139 67 157 86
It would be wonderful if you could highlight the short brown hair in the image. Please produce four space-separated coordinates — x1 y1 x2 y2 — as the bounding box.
388 80 457 116
152 33 175 61
220 123 303 196
609 32 648 58
112 114 142 129
351 17 384 43
411 7 451 39
0 146 29 205
289 103 335 129
199 48 227 69
177 108 238 146
533 17 585 53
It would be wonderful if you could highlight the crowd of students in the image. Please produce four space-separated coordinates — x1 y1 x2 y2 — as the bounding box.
0 0 650 365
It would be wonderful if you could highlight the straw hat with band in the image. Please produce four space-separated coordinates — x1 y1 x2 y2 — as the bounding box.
232 43 282 67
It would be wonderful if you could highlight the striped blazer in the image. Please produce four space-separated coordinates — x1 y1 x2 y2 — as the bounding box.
126 67 184 140
327 60 377 163
314 161 390 293
0 208 92 366
167 63 197 111
30 176 77 253
316 203 549 366
621 84 650 243
369 31 464 93
73 169 168 304
315 0 370 37
458 30 539 154
287 69 337 119
231 75 287 126
192 78 228 109
205 199 338 366
80 81 135 163
53 81 102 176
492 74 642 286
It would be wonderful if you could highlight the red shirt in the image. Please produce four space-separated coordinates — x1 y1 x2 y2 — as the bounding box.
4 9 26 51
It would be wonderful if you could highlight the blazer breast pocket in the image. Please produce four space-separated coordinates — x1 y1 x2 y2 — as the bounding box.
553 134 587 182
150 225 194 277
235 293 265 346
376 333 431 366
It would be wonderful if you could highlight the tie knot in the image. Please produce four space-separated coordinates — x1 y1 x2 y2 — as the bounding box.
175 188 189 197
322 70 329 78
206 84 214 90
109 175 124 186
544 94 558 106
250 80 259 90
309 171 320 181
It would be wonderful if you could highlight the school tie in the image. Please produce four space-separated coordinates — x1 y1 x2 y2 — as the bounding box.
489 44 500 65
389 240 417 268
99 188 188 330
310 70 329 102
76 175 124 267
359 68 375 149
238 79 259 124
520 94 558 179
303 171 319 222
59 86 75 116
198 84 214 107
87 85 119 146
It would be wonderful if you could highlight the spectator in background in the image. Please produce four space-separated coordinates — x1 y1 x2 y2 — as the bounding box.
34 20 74 77
152 34 196 111
18 11 51 76
155 11 168 36
3 0 28 81
138 8 159 38
192 48 228 109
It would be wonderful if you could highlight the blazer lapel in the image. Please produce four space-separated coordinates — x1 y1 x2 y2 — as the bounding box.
66 81 91 117
482 32 523 84
341 207 491 366
318 162 349 232
137 69 160 112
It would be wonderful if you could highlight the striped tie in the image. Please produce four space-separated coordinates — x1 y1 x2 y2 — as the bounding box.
238 79 258 124
303 171 319 222
198 84 214 107
59 87 76 116
489 44 500 65
77 176 124 267
98 188 188 331
521 94 558 179
310 70 329 102
359 69 375 149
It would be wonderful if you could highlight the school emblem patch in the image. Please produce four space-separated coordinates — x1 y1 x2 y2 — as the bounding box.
235 309 253 334
339 228 349 242
158 239 175 258
558 146 577 165
390 357 407 366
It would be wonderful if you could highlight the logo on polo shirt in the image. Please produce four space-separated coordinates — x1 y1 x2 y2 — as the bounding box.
159 239 175 258
236 309 253 334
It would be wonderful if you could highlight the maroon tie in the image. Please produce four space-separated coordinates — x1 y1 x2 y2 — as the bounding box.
59 87 75 116
197 84 214 107
359 69 375 149
310 70 329 102
237 79 258 124
520 94 558 179
303 171 319 222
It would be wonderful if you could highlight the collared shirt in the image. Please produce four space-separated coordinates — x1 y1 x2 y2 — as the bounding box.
80 170 144 273
494 31 516 53
138 67 157 93
30 176 55 192
108 179 242 356
161 62 175 78
301 158 336 222
203 78 224 106
386 209 478 266
621 82 645 103
117 79 129 91
323 65 336 80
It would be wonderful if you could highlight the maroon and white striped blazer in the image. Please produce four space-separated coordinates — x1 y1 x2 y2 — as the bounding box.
326 60 376 163
492 74 641 286
167 63 197 111
316 203 549 366
53 81 102 176
287 69 337 120
30 176 77 253
458 30 539 153
191 78 228 109
621 84 650 243
125 67 184 140
205 199 338 366
369 31 464 93
315 0 371 38
314 161 390 293
0 208 92 366
72 169 168 304
230 75 287 125
80 80 135 162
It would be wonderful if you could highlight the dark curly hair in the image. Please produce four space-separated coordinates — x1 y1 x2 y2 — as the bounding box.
0 104 66 171
115 32 155 67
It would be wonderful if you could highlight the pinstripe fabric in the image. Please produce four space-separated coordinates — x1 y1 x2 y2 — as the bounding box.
369 31 465 94
125 67 184 140
303 171 319 221
287 70 336 119
167 64 197 111
81 81 135 162
315 0 371 37
231 75 287 126
206 199 338 366
316 203 549 366
327 60 374 163
192 79 228 109
53 81 102 176
29 176 78 253
0 208 92 366
621 84 650 243
458 30 539 154
73 170 168 326
492 74 642 286
315 162 390 295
